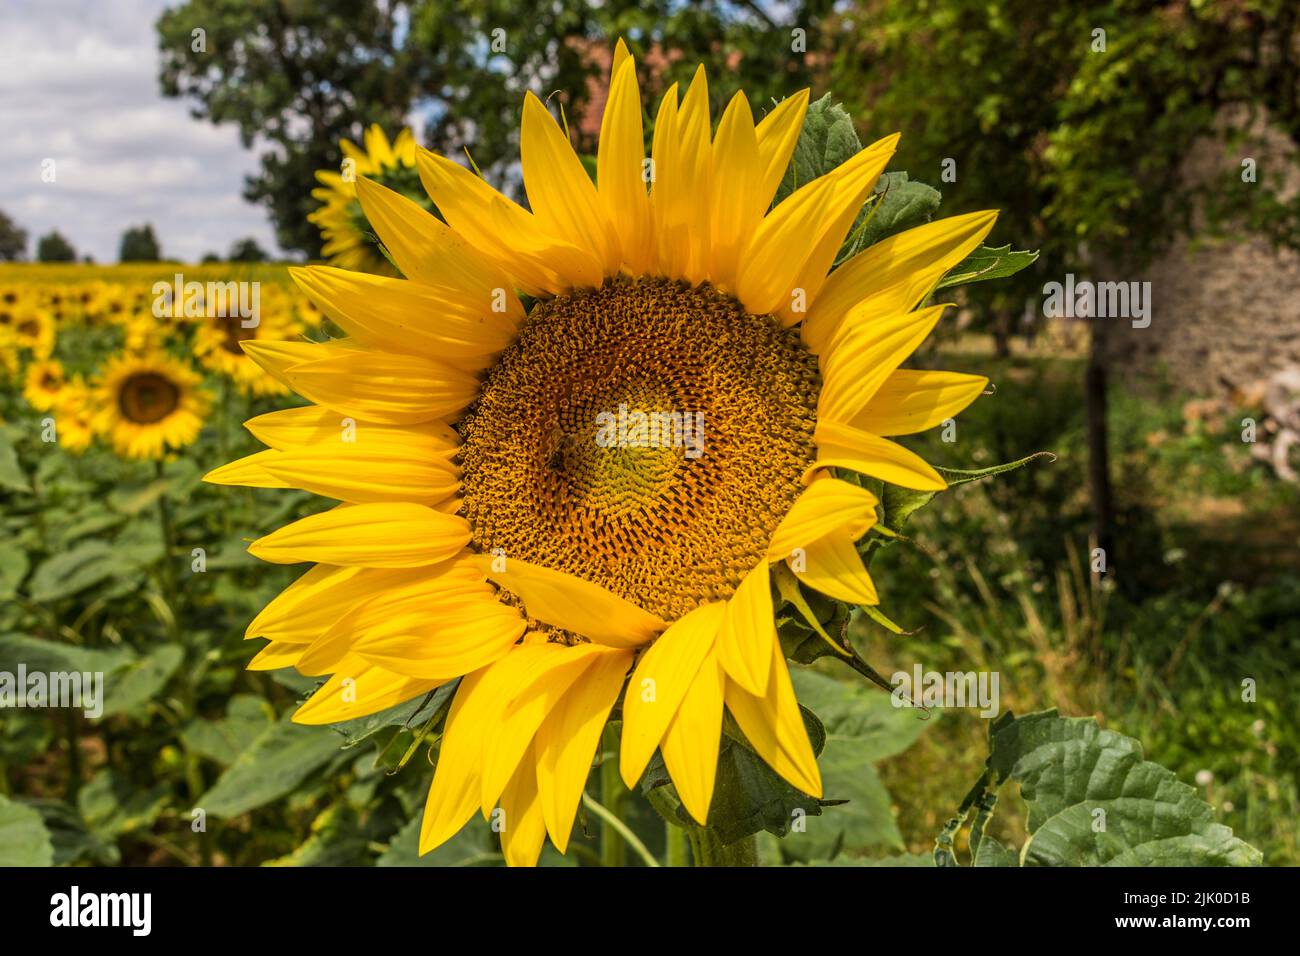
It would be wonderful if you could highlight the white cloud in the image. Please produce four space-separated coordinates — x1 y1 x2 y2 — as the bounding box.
0 0 288 262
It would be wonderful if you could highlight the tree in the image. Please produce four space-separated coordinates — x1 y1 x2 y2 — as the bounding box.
157 0 836 256
36 231 76 262
227 237 268 262
830 0 1300 586
0 209 27 261
119 224 162 262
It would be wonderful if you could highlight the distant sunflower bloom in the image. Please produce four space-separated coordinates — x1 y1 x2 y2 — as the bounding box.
309 125 425 275
23 358 65 411
208 42 996 866
11 305 55 359
194 306 299 397
53 376 95 454
94 350 209 459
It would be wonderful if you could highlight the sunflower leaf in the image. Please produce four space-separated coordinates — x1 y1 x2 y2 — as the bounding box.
773 93 863 205
0 795 54 866
936 243 1040 290
943 710 1262 866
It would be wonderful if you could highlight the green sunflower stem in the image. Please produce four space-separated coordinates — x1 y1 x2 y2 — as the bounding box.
599 724 627 867
688 828 759 867
154 459 179 597
666 821 689 867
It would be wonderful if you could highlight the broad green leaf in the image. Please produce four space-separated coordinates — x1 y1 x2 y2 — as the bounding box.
961 710 1262 867
774 93 863 205
0 632 131 677
0 544 29 601
266 804 371 867
880 452 1056 532
27 540 119 602
936 244 1040 290
0 794 53 866
102 644 185 716
378 814 503 868
854 172 942 251
0 430 29 493
330 682 455 749
198 717 343 818
181 695 274 766
77 769 167 845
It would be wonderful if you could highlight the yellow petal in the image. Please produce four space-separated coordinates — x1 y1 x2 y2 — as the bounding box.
247 640 304 671
801 210 998 353
598 55 652 273
648 83 680 275
285 348 479 425
419 666 492 854
203 449 293 489
737 133 898 319
497 748 548 867
521 92 620 274
716 562 776 697
536 646 632 852
851 370 988 436
810 421 948 491
289 265 516 366
248 502 471 567
416 146 601 295
754 89 810 204
240 339 353 391
779 133 902 323
766 477 879 560
244 405 459 451
352 601 526 681
480 646 603 816
660 649 725 824
791 528 879 605
260 438 460 505
293 655 443 725
724 640 822 797
620 601 726 788
354 176 523 320
708 91 763 290
660 66 712 283
481 556 664 648
817 304 949 424
246 563 477 643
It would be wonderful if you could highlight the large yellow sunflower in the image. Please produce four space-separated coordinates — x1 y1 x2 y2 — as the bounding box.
207 41 996 867
309 124 425 275
93 350 210 460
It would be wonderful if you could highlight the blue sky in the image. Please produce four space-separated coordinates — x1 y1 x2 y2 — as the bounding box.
2 0 283 262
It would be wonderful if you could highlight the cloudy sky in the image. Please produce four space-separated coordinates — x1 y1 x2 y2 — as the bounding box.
2 0 283 262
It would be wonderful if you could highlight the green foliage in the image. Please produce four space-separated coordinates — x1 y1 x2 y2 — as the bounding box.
156 0 838 256
938 710 1261 866
0 795 54 866
118 224 162 263
0 209 27 262
36 231 76 263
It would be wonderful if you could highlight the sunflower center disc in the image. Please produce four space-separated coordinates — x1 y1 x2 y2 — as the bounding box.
457 276 821 621
119 372 180 424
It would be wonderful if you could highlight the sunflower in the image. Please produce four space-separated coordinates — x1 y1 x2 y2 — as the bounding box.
23 358 65 411
207 41 996 866
309 125 427 275
194 302 299 396
52 376 95 454
10 304 55 359
94 350 210 459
